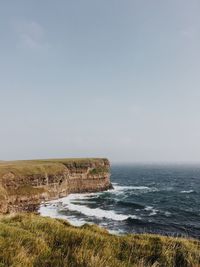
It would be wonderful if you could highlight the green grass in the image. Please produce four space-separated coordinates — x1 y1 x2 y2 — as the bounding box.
88 166 109 175
0 214 199 267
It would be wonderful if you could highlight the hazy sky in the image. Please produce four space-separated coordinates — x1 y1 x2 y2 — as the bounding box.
0 1 200 162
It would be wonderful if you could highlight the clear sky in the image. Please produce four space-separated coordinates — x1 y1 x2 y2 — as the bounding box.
0 1 200 162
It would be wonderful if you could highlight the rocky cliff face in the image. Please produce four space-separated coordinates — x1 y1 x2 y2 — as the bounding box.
0 158 112 213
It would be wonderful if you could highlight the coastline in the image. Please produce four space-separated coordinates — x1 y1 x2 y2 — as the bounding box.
0 158 112 214
0 159 199 266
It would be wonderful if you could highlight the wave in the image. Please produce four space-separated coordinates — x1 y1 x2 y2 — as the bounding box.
39 203 89 227
144 206 158 216
112 184 158 194
180 190 194 194
164 211 171 217
72 204 139 221
117 200 145 209
114 185 151 190
65 205 131 221
41 193 141 222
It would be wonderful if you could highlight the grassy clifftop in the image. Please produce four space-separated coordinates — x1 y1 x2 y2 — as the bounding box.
0 158 109 166
0 158 109 178
0 214 199 267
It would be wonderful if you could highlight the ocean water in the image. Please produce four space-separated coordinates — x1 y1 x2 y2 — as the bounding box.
39 164 200 238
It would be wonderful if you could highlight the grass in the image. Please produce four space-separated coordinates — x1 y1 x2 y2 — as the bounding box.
0 160 199 266
0 158 109 179
0 214 199 267
0 158 108 167
88 166 109 175
0 186 7 200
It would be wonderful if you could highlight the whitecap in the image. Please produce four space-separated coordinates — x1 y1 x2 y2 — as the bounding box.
145 206 158 216
180 190 194 194
164 211 171 217
149 210 157 216
111 185 158 195
145 206 154 211
114 185 150 190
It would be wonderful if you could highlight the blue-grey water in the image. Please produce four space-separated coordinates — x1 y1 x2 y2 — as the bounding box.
39 164 200 238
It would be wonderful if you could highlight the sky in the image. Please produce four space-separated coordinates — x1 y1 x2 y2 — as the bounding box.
0 0 200 163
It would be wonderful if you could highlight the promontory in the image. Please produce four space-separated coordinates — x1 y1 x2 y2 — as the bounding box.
0 158 112 213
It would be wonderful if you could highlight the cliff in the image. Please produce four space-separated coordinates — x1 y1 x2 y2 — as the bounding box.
0 158 112 213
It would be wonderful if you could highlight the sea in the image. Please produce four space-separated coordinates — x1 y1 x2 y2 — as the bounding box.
39 164 200 238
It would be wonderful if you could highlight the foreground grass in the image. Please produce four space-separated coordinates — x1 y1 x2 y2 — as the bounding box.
0 214 199 267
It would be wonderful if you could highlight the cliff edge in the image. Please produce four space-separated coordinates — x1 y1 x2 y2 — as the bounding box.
0 158 112 213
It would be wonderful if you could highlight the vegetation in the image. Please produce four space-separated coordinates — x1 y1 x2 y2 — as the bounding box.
0 158 109 198
88 166 109 175
0 158 108 167
0 158 109 180
0 160 198 266
0 214 199 267
0 186 7 200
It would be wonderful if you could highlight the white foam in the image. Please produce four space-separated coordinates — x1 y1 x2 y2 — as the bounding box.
61 196 134 221
40 192 140 222
145 206 158 216
145 206 154 211
114 185 150 190
111 185 158 195
149 210 157 216
180 190 194 194
107 229 126 235
164 211 171 217
64 193 140 220
39 204 87 226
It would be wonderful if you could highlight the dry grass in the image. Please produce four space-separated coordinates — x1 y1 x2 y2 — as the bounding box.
0 214 199 267
0 158 108 167
0 158 109 179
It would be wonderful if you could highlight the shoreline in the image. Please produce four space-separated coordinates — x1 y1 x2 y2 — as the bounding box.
38 188 200 240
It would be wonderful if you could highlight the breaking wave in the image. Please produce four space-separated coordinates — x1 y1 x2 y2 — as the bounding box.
180 190 194 194
39 165 200 238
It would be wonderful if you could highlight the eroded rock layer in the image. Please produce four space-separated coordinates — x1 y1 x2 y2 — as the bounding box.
0 158 112 213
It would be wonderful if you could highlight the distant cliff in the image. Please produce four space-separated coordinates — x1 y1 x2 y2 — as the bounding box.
0 158 112 213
